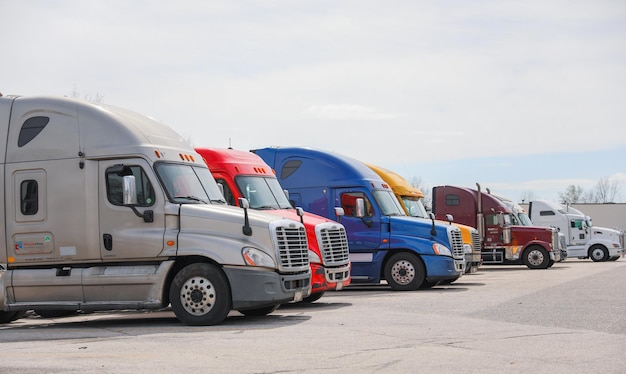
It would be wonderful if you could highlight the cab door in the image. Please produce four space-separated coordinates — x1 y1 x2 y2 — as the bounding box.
334 188 384 282
98 159 166 260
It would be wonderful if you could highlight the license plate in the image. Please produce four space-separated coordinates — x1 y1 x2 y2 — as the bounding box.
335 282 343 291
293 290 303 302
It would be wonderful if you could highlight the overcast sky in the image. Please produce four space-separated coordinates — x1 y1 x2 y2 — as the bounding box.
2 0 625 203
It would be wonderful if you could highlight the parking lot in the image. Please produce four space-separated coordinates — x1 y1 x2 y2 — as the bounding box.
1 258 625 374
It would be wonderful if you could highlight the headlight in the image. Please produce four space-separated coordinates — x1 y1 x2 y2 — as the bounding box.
432 243 452 257
463 244 472 254
242 247 276 268
309 250 321 264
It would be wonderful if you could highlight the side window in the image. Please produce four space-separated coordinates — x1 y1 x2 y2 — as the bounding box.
20 180 38 215
106 165 155 207
485 214 498 225
539 210 555 216
215 178 236 206
340 192 372 217
281 160 302 179
19 116 50 147
445 194 460 206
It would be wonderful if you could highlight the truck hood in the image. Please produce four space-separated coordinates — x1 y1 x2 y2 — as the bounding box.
590 226 623 241
388 215 452 246
178 203 296 232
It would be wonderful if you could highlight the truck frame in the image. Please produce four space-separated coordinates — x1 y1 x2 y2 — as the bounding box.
253 146 466 290
0 95 310 325
195 147 351 302
528 200 624 262
432 184 561 269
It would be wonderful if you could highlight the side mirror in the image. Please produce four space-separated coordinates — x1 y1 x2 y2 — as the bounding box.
445 213 454 224
217 183 225 201
355 198 365 218
122 175 137 205
238 197 250 209
335 207 345 217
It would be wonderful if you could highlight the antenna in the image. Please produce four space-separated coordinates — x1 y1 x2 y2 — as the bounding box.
228 138 232 149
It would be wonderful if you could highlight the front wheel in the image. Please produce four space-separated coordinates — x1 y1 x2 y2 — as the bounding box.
170 263 232 326
384 252 425 291
589 245 609 262
608 256 620 261
524 246 550 269
302 291 325 303
0 311 25 324
238 304 279 316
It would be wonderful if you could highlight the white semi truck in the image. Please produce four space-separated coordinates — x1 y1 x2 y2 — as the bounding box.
528 200 624 262
0 94 311 325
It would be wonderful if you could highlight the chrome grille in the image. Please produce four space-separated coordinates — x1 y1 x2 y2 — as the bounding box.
274 224 309 271
449 228 465 260
471 229 481 252
316 223 350 266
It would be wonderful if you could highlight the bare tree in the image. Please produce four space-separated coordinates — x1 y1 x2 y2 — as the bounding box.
594 176 621 203
409 176 432 209
519 189 537 204
70 85 104 104
580 189 596 203
558 185 583 204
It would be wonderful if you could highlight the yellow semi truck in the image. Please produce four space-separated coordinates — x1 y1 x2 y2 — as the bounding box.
367 164 481 273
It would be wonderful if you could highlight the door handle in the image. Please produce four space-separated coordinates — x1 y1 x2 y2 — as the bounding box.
103 233 113 251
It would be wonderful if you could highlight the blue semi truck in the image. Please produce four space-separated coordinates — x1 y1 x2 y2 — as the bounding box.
253 146 465 290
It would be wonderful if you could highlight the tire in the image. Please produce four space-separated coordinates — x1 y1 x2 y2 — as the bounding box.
608 256 620 261
302 291 325 303
34 310 76 318
0 311 24 324
384 252 425 291
169 263 231 326
238 304 279 316
589 245 609 262
419 280 438 289
524 246 550 269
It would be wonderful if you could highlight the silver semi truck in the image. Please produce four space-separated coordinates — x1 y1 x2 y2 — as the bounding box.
0 94 311 326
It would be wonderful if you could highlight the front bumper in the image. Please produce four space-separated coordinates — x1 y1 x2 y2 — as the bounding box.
223 266 311 310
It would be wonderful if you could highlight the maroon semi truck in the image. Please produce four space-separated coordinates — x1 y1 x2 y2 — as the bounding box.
432 184 561 269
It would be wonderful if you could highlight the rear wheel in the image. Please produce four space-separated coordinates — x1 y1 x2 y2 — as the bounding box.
524 246 550 269
170 263 231 326
384 252 425 290
589 245 609 262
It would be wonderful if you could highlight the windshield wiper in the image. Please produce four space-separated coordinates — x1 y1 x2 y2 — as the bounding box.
176 196 208 203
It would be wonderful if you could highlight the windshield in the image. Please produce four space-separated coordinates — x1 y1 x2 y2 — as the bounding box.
373 190 405 216
401 196 429 218
517 212 533 226
235 176 292 209
155 163 226 204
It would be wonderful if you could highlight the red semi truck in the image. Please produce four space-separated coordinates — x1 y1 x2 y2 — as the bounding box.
196 147 351 301
432 184 562 269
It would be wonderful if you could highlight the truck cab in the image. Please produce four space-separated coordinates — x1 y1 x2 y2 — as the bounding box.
528 200 624 261
367 164 482 273
195 147 351 302
0 95 311 325
486 192 567 262
253 146 465 290
432 184 561 269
